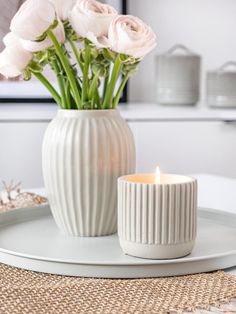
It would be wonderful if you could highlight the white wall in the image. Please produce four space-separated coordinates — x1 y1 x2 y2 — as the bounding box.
0 121 48 188
128 0 236 102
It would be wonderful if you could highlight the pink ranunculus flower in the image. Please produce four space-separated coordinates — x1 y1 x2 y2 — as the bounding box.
2 32 19 47
0 36 33 78
85 32 110 48
49 0 76 21
21 20 66 52
108 15 157 59
69 0 117 45
10 0 56 41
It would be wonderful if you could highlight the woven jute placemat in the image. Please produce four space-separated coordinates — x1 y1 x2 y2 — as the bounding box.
0 264 236 314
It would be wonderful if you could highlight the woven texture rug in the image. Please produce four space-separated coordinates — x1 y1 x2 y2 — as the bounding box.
0 264 236 314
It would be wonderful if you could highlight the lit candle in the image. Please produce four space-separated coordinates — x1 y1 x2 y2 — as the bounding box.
155 166 161 184
118 169 197 259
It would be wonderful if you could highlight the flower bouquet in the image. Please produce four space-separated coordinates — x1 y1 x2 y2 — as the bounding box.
0 0 157 237
0 0 156 110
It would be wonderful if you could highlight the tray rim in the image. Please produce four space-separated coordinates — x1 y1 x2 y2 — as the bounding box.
0 205 235 266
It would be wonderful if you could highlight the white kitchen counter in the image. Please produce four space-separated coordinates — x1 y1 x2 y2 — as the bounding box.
1 102 236 122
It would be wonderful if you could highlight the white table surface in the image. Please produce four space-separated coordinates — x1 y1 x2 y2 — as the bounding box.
28 173 236 275
194 174 236 275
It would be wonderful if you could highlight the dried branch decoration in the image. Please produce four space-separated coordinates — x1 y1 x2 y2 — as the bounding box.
0 181 47 212
2 180 21 201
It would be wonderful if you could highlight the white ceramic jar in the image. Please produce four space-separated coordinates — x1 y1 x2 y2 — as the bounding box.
207 61 236 108
42 109 135 237
156 44 201 106
118 174 197 259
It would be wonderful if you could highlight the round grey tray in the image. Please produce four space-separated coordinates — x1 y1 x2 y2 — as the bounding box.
0 205 235 278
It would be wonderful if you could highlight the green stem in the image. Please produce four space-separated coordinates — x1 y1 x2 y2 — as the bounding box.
112 72 129 109
65 80 72 108
95 87 101 109
102 64 110 102
68 39 84 72
89 73 100 110
88 72 100 99
82 47 91 105
103 56 122 109
33 72 61 106
63 48 82 94
51 59 67 109
47 30 81 109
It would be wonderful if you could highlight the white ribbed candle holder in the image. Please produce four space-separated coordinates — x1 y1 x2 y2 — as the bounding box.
118 174 197 259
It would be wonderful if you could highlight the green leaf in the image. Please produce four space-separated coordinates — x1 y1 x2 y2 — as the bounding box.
63 20 83 42
35 32 48 42
35 50 50 65
35 19 59 42
122 62 140 75
28 61 43 73
120 55 140 75
22 69 32 81
102 49 117 62
91 62 109 77
82 101 93 110
90 47 99 59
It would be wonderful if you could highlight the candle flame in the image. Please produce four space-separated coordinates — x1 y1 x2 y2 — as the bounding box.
155 166 161 184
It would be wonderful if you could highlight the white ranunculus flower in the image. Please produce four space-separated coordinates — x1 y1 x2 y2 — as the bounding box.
69 0 117 45
0 43 32 78
10 0 56 41
21 20 66 52
49 0 76 21
2 32 19 47
108 15 157 59
85 32 110 48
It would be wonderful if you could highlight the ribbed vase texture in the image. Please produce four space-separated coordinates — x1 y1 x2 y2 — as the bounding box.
42 109 135 237
118 176 197 258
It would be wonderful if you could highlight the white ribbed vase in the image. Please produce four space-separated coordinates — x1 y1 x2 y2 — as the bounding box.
42 109 135 237
118 174 197 259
